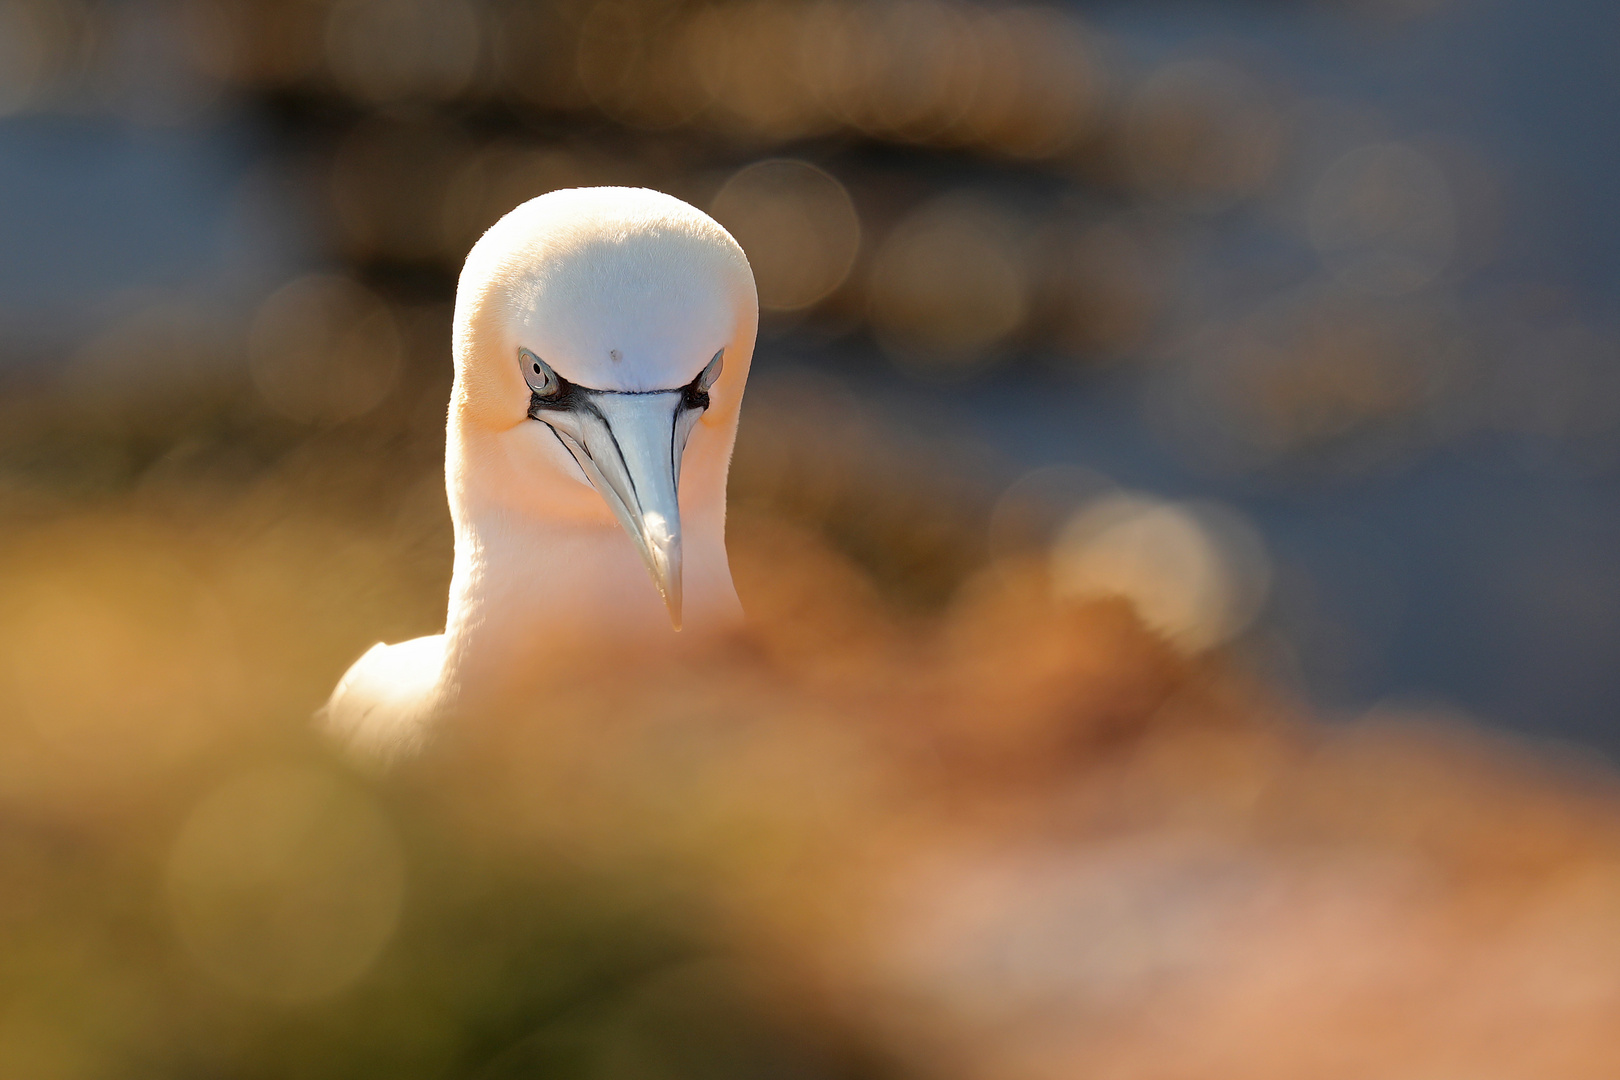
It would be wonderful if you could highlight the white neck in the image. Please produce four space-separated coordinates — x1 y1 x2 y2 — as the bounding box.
437 427 741 711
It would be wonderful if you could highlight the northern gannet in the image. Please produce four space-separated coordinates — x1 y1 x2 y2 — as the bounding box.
323 187 758 758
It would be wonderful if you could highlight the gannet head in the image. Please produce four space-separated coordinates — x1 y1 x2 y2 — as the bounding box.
449 187 758 631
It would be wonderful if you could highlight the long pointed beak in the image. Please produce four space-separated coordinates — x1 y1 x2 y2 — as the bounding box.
540 390 691 630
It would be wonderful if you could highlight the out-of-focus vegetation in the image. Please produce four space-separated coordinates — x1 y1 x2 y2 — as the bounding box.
12 397 1620 1077
5 0 1620 1077
0 385 945 1078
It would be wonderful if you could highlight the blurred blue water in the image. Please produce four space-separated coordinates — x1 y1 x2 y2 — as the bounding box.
838 358 1620 750
1088 0 1620 292
0 119 228 297
0 114 279 362
1065 0 1620 747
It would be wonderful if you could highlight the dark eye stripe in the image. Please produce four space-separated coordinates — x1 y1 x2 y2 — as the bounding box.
518 346 720 411
681 380 711 412
528 378 584 417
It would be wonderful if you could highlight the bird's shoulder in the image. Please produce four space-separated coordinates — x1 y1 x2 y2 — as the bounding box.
318 634 449 761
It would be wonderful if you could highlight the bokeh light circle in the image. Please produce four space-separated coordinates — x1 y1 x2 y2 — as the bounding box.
1051 494 1271 652
867 195 1029 375
711 159 861 312
1124 59 1282 210
249 274 402 425
166 763 406 1002
324 0 481 105
1309 142 1456 295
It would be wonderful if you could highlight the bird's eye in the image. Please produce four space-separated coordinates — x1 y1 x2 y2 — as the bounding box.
519 347 561 397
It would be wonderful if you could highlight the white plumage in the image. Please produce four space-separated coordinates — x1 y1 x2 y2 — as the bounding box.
322 187 758 758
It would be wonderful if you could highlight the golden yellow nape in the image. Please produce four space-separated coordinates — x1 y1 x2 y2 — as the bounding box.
321 186 759 760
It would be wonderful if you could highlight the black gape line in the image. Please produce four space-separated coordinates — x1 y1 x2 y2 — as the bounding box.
519 347 720 421
519 347 723 497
